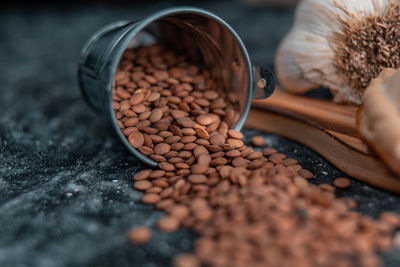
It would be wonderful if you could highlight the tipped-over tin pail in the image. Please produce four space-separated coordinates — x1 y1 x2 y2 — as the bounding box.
79 7 276 166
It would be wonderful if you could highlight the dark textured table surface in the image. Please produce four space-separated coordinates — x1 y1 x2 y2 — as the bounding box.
1 1 400 266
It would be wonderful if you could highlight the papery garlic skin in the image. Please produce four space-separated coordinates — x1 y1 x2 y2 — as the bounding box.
275 0 397 105
358 68 400 177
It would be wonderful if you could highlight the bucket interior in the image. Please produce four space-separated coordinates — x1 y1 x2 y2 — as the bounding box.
120 11 252 129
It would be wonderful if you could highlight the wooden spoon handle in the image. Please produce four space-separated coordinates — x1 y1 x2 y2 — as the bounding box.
252 90 359 137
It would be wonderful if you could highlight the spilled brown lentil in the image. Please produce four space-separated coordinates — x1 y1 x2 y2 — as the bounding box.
127 226 152 244
115 44 400 267
333 177 351 189
251 135 265 147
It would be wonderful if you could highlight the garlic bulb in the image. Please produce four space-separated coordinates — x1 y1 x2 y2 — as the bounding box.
357 68 400 176
275 0 400 105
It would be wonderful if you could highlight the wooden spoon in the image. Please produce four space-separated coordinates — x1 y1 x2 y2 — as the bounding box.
247 89 400 193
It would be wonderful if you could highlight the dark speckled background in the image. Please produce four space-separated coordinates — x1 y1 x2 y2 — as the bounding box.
0 1 399 266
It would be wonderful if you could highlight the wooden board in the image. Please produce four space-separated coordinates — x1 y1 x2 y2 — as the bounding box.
247 90 400 193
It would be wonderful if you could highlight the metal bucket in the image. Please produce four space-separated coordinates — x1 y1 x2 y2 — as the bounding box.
78 7 276 166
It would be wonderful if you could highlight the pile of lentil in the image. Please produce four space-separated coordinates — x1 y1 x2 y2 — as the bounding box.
113 44 400 267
